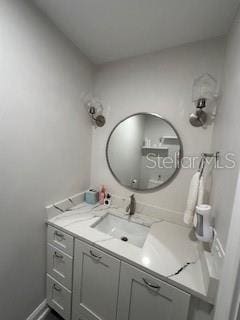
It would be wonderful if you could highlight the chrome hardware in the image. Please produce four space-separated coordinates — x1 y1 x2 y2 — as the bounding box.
54 251 63 259
198 152 220 178
90 250 102 260
142 278 160 290
201 152 220 161
85 98 106 128
53 284 62 292
126 194 136 216
54 231 65 240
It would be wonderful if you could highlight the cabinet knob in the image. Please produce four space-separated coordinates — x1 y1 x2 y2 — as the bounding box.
90 250 102 261
54 231 65 240
53 284 62 292
54 251 63 259
142 278 160 290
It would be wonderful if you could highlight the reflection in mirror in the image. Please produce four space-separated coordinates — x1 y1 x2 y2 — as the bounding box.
106 113 182 191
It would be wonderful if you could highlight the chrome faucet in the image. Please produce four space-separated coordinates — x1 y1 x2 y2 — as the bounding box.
126 194 136 216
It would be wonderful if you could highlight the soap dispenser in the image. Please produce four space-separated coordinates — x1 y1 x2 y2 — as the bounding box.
195 204 213 242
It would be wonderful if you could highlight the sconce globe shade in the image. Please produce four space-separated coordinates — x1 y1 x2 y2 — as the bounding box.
192 73 217 103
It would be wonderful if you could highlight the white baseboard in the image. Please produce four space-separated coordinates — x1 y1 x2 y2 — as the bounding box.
26 299 50 320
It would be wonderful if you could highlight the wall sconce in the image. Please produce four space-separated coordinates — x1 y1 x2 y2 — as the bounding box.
84 96 106 127
189 73 218 127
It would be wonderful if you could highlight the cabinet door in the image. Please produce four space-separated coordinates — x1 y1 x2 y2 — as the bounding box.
117 263 190 320
72 239 121 320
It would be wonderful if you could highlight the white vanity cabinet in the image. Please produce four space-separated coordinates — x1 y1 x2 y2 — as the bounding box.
72 239 121 320
46 226 206 320
117 263 190 320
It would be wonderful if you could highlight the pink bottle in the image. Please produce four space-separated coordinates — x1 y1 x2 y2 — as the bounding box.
99 186 106 205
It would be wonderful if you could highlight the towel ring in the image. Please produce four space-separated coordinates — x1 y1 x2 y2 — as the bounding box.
198 152 219 178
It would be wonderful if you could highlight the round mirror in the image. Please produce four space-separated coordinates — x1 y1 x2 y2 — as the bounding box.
106 113 182 191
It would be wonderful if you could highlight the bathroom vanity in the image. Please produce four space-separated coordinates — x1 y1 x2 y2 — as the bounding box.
46 203 216 320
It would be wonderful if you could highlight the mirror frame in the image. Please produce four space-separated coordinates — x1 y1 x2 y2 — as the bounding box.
106 112 183 192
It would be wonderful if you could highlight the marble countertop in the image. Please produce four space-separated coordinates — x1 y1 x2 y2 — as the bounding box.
47 202 212 303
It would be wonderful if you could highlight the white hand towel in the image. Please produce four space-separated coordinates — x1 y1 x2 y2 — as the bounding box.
193 176 204 227
184 172 200 225
197 176 204 205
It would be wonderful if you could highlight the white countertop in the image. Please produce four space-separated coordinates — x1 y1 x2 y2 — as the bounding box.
47 202 212 303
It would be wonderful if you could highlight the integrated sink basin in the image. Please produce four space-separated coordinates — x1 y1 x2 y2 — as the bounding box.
92 213 149 248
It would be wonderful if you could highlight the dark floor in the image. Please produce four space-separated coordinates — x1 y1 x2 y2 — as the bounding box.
45 310 63 320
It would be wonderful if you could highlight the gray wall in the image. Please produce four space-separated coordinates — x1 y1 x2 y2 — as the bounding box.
91 38 225 214
0 0 94 319
210 10 240 250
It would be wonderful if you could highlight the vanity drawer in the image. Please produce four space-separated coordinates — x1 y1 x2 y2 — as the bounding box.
47 244 73 290
47 274 72 320
47 225 73 256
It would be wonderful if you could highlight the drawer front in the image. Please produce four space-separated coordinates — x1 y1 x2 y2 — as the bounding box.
47 244 73 290
48 225 73 256
47 274 72 320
